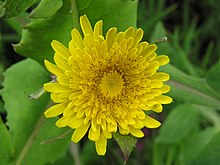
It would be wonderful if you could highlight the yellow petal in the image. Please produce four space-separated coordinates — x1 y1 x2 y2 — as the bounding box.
124 27 135 39
140 44 157 57
160 85 170 93
151 72 170 81
71 123 90 143
133 28 143 46
95 134 107 155
59 92 71 97
44 59 64 76
148 89 162 97
69 91 82 100
100 118 107 130
88 126 100 141
125 116 135 125
148 52 157 62
91 117 98 131
76 108 86 118
106 27 117 50
55 116 72 127
84 34 93 48
51 40 71 60
57 76 70 85
137 41 148 55
80 15 93 36
54 54 71 71
84 113 92 125
147 80 163 88
44 83 70 93
94 20 103 39
69 40 76 54
152 104 163 113
82 53 93 64
145 61 160 76
153 95 173 104
135 110 146 119
107 122 117 132
127 37 134 49
117 119 128 130
68 117 84 129
118 126 129 135
50 93 68 103
63 105 75 117
133 118 145 129
155 55 170 66
115 32 125 43
129 126 144 138
44 103 67 118
71 29 84 49
143 116 161 128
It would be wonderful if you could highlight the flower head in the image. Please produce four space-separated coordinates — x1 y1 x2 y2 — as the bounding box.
44 15 172 155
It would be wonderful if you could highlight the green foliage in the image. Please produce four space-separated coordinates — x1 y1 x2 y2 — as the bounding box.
206 62 220 93
156 104 199 144
53 151 74 165
14 0 138 64
29 0 63 19
113 132 137 163
0 117 14 165
183 127 218 164
0 0 38 18
152 22 220 110
14 0 74 64
188 131 220 165
0 59 71 164
76 0 138 33
1 0 220 164
80 141 107 165
162 64 220 109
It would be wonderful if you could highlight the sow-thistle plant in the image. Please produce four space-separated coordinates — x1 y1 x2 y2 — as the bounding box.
43 15 172 155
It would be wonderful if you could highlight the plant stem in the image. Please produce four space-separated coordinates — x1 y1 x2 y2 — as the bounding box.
16 115 45 165
152 143 159 165
70 142 81 165
70 0 80 31
40 129 72 144
165 146 174 165
168 80 220 109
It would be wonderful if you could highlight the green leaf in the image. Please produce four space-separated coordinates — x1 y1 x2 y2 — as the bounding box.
0 117 14 165
0 63 4 85
0 100 6 113
0 0 38 18
183 127 218 164
1 59 71 164
14 0 138 64
80 141 106 165
188 131 220 165
14 0 74 64
21 118 72 165
161 64 220 109
201 42 215 69
113 132 137 163
152 22 197 76
53 150 74 165
206 62 220 94
156 103 199 144
150 22 174 55
77 0 138 33
29 0 63 19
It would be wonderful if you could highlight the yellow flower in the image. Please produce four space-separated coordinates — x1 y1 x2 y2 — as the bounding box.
44 15 172 155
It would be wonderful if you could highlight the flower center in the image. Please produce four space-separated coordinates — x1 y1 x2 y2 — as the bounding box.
99 71 124 99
